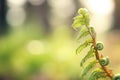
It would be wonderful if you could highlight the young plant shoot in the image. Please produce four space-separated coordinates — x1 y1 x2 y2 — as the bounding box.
72 8 120 80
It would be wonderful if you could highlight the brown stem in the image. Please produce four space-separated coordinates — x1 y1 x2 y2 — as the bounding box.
94 48 113 79
86 25 114 79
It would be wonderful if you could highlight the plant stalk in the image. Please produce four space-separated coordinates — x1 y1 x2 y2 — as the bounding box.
86 25 113 79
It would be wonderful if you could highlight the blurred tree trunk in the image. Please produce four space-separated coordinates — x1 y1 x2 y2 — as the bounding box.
113 0 120 30
0 0 8 35
39 0 51 33
26 0 51 34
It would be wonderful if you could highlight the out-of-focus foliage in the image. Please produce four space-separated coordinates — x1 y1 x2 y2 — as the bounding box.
72 8 114 80
0 24 81 80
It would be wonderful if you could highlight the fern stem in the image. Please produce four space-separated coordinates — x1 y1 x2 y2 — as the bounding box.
86 25 113 79
95 49 113 79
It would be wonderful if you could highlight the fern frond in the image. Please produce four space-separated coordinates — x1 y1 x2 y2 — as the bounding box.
89 68 107 80
84 13 90 26
78 8 88 15
72 8 90 29
90 27 96 38
80 47 95 66
76 38 92 54
73 14 83 20
72 8 116 80
72 18 85 29
77 27 90 40
81 60 97 77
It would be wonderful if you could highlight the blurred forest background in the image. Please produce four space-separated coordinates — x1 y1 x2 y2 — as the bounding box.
0 0 120 80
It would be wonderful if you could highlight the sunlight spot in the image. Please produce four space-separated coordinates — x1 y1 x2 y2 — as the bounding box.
80 0 114 15
7 0 27 7
27 40 45 55
6 7 26 27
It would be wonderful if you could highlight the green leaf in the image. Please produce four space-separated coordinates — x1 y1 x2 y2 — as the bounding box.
76 41 89 55
77 8 90 26
73 15 83 20
76 42 88 54
78 8 88 15
86 38 93 43
72 8 90 30
80 47 94 66
81 60 97 77
84 13 90 26
72 17 85 29
89 68 106 80
77 27 90 40
76 37 93 54
90 27 96 37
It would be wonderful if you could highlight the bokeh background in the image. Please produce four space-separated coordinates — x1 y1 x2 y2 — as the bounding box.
0 0 120 80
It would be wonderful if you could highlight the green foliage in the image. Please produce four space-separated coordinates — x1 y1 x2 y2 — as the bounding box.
96 42 104 51
99 57 110 66
72 8 116 80
0 26 82 80
80 47 95 66
89 68 107 80
77 27 89 40
76 38 92 54
72 8 90 30
81 60 97 77
112 74 120 80
73 8 100 79
90 27 96 37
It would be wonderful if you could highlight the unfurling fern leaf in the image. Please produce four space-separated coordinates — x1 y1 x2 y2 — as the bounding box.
72 8 90 30
80 47 95 66
112 74 120 80
78 8 90 26
78 8 88 14
99 57 110 66
81 60 97 77
89 68 108 80
72 8 119 80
